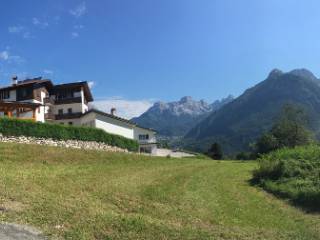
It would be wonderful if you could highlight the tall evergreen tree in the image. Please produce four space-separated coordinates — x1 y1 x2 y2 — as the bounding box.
255 104 312 154
208 142 223 160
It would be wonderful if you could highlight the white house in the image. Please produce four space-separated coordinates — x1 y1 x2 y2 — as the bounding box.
81 109 157 154
0 76 157 153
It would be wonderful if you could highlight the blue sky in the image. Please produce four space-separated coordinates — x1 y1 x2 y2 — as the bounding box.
1 0 320 118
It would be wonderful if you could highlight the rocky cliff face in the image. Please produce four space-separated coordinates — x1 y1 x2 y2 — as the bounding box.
132 96 233 137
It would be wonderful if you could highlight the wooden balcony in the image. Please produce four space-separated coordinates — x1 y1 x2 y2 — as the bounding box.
0 101 40 122
55 112 83 120
55 97 82 105
43 97 55 105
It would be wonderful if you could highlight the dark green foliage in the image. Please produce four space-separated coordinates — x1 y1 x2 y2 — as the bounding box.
157 140 170 148
255 133 279 154
255 104 312 154
253 145 320 211
208 142 223 160
185 69 320 154
235 152 253 160
0 118 139 151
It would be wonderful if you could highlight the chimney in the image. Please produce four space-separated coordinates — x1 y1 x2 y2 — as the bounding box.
12 75 18 85
111 108 116 116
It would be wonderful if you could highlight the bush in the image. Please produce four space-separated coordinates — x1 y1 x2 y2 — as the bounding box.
253 145 320 211
0 118 139 151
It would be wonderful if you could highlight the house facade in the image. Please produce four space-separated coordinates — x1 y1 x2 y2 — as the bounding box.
0 77 157 153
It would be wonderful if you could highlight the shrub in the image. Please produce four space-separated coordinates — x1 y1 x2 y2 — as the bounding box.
253 145 320 211
0 118 139 151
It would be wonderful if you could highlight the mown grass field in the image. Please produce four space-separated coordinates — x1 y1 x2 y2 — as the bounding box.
0 143 319 239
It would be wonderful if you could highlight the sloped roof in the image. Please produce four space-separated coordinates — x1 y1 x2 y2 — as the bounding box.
0 78 53 91
84 109 156 132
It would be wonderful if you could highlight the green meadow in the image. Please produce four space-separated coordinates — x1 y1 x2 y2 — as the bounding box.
0 143 318 239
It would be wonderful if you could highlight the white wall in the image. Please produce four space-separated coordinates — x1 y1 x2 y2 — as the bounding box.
20 89 47 122
89 113 135 139
55 118 82 125
51 103 84 115
8 90 16 101
133 127 156 143
80 111 96 127
79 88 89 113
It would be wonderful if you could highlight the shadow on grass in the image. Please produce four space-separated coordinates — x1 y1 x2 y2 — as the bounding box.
249 178 320 214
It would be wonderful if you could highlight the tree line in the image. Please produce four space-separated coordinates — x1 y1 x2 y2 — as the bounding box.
207 104 313 160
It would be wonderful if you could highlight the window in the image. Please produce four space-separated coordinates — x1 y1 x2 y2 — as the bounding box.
58 109 63 115
56 90 74 100
68 108 73 114
0 90 10 100
21 89 27 97
68 122 73 125
139 134 149 140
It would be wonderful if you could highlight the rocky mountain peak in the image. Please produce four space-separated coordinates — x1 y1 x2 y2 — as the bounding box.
289 68 318 81
132 95 233 137
179 96 193 103
268 68 283 79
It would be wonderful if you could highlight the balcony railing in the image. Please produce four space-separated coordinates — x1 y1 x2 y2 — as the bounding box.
55 112 83 120
43 97 55 105
55 97 82 105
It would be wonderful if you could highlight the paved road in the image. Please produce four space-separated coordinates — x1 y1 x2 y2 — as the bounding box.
0 223 46 240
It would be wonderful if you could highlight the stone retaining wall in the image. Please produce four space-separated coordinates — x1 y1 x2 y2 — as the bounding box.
0 134 128 153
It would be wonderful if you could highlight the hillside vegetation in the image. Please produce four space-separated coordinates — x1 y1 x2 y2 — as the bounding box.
0 143 319 239
253 145 320 211
185 68 320 154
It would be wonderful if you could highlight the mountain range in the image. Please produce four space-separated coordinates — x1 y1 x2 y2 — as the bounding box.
132 95 234 137
185 68 320 154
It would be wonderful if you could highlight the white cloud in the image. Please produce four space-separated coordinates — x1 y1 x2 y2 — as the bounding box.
70 2 87 18
71 32 79 38
32 18 49 29
0 50 24 63
43 69 54 75
22 32 33 39
8 26 33 39
0 51 9 61
74 24 84 29
8 26 24 33
91 97 154 119
88 81 95 88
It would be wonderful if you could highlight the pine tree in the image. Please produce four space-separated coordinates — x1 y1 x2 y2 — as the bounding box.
208 142 223 160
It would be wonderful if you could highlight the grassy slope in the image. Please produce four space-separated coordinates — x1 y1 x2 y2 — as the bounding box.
0 143 319 239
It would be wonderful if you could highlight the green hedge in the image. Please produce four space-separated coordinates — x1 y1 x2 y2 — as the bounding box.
0 118 139 152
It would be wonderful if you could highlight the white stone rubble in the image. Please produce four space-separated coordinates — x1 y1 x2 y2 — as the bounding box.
0 134 128 153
